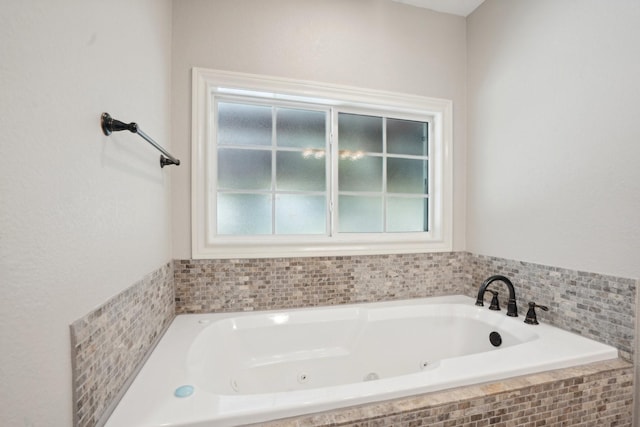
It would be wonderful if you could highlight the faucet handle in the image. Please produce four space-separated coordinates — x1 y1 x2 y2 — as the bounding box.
524 302 549 325
486 290 500 311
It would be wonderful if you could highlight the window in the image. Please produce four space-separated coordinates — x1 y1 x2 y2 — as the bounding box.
215 101 330 236
192 68 452 258
337 113 429 233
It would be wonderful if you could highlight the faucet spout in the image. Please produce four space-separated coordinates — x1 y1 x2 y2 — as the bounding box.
475 275 518 317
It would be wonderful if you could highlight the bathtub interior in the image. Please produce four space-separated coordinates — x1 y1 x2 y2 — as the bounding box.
188 303 539 394
104 295 619 427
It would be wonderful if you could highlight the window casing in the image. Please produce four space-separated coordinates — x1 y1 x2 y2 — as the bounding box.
192 68 453 258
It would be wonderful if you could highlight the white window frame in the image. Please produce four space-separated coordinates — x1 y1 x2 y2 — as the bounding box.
192 68 453 259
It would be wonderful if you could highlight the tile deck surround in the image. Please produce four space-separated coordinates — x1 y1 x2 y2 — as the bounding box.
255 359 632 427
71 252 637 427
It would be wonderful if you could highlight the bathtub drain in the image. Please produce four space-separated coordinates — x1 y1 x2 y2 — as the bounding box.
489 331 502 347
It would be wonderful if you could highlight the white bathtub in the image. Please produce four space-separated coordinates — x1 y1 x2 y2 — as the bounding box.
105 295 618 427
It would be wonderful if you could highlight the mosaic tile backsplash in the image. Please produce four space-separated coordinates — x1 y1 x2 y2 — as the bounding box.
70 262 174 427
174 252 469 313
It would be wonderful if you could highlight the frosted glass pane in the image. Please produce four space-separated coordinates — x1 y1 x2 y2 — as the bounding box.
275 195 326 235
339 156 382 192
338 196 383 232
277 108 326 149
387 197 428 232
387 119 428 156
387 158 428 194
217 193 271 235
338 113 382 153
218 103 272 146
276 151 325 191
218 149 271 190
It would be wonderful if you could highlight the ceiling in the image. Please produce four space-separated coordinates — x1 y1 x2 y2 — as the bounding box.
391 0 486 17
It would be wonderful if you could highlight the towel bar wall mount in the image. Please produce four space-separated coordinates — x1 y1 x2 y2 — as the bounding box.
101 112 180 168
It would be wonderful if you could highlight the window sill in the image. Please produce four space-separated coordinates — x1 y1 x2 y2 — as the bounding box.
192 236 453 259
